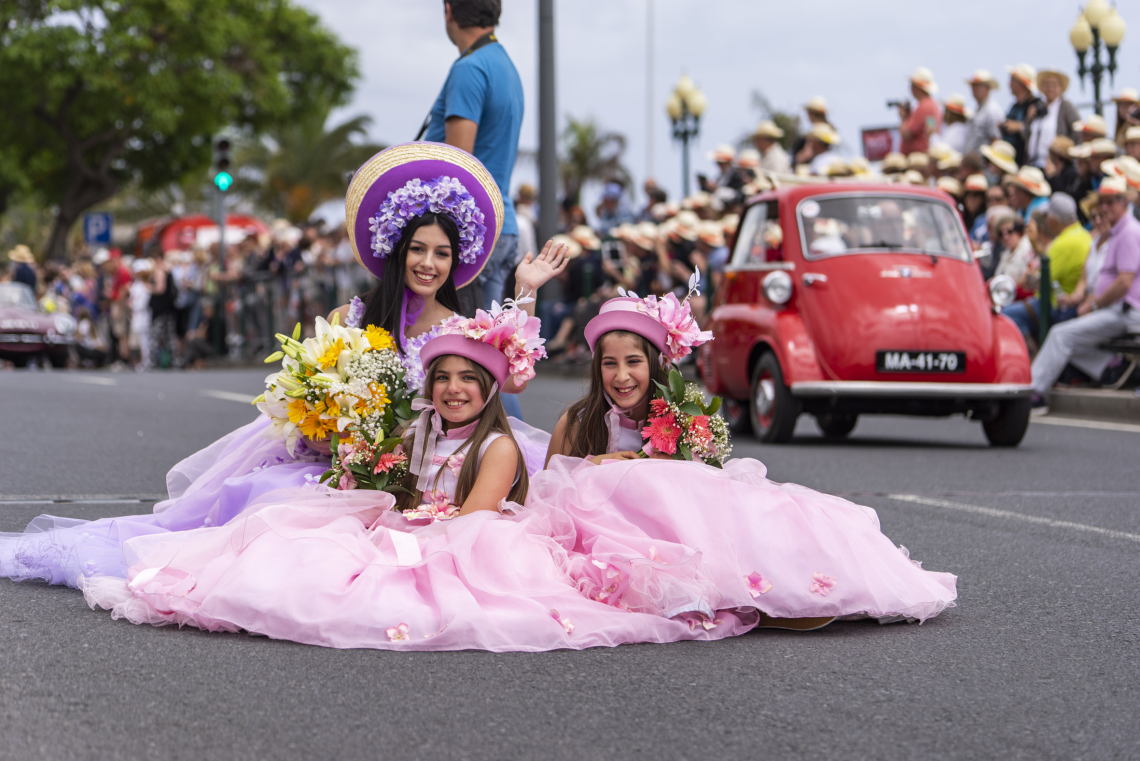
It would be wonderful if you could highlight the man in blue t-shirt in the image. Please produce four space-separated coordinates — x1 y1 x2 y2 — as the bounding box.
424 0 523 315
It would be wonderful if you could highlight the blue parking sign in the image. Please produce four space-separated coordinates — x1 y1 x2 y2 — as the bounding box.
84 212 112 244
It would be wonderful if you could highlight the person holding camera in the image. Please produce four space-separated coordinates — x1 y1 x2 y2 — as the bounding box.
897 67 943 156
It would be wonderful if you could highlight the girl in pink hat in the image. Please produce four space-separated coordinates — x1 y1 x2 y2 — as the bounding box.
78 304 757 651
541 289 958 631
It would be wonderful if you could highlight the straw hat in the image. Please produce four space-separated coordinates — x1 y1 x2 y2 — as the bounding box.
937 152 963 172
7 244 34 264
825 159 853 178
1096 175 1128 199
965 69 1000 89
1036 68 1070 93
1068 143 1092 159
850 157 871 176
1011 166 1050 197
980 140 1019 175
937 176 964 198
1111 155 1140 189
1112 88 1140 105
808 122 840 146
927 143 953 161
1048 136 1075 159
1079 114 1108 138
1088 137 1119 157
613 223 638 243
707 143 736 164
670 210 701 242
550 234 583 259
719 214 740 237
910 67 938 95
569 224 602 251
903 170 927 185
964 174 989 193
907 152 930 169
1125 126 1140 144
1078 191 1101 220
737 148 762 169
697 220 726 248
944 94 971 117
682 191 711 210
1006 63 1037 91
881 152 907 173
631 221 659 250
804 96 829 115
344 142 503 287
752 120 785 140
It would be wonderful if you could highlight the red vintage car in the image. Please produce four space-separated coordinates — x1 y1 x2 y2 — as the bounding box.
0 281 75 367
698 182 1032 446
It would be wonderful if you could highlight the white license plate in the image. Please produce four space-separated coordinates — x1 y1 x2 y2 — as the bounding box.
876 350 966 373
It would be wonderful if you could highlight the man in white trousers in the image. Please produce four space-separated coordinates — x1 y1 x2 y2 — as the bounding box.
1030 176 1140 410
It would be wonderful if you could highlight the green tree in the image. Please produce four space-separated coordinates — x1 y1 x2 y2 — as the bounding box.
0 0 359 260
559 116 630 207
236 108 383 223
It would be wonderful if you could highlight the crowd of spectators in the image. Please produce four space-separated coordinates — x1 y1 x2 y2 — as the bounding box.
1 221 369 370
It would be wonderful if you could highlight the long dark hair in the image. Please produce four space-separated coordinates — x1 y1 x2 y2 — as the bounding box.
396 355 528 511
360 213 463 342
563 330 669 458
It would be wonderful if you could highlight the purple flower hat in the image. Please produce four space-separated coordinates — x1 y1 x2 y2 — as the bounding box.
345 142 504 288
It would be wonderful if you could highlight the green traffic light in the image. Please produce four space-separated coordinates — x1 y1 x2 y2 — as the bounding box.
214 171 233 192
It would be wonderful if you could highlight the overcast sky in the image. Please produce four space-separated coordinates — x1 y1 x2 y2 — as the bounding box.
297 0 1140 223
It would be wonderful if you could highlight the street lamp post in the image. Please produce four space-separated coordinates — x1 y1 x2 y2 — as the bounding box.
666 75 706 198
1070 0 1127 116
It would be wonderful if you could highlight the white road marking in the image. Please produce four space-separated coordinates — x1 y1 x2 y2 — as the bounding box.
0 495 163 504
199 390 256 404
66 375 118 386
1032 416 1140 434
888 493 1140 544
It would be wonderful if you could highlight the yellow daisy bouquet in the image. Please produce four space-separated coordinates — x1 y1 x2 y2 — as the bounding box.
253 314 413 463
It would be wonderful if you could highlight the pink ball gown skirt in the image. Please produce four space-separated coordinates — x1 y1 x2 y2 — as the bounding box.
79 487 755 652
528 456 957 624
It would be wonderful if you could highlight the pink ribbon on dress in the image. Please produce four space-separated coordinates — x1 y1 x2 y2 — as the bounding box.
407 383 499 492
603 393 645 454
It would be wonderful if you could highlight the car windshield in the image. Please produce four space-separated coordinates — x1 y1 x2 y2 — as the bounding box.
0 282 38 311
797 194 971 261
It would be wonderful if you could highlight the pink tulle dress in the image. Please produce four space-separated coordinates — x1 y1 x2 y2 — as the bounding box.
79 421 753 651
529 410 957 624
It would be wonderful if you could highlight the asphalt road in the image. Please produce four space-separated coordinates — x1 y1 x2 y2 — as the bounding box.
1 368 1138 760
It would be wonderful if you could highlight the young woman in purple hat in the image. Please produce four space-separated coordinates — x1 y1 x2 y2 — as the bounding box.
0 144 564 592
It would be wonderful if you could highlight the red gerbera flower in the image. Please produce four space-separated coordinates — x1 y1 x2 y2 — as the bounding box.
643 412 681 455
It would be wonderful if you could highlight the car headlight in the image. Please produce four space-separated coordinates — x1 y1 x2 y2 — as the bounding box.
989 275 1016 308
53 314 77 334
762 270 793 305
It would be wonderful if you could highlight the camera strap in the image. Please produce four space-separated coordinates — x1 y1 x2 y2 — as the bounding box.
414 32 499 141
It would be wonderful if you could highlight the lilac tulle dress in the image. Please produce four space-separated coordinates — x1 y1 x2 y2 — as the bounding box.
529 412 957 625
79 424 751 651
0 300 551 589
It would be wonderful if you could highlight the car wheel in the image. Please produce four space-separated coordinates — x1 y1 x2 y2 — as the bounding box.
816 411 858 439
721 398 753 435
9 355 29 368
749 352 800 444
982 398 1031 447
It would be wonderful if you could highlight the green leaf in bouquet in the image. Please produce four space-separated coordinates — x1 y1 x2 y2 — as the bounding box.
264 351 285 364
386 484 415 497
291 323 302 341
706 396 722 416
679 443 693 461
706 458 724 469
395 400 413 419
652 380 673 402
668 370 685 401
373 473 390 490
347 463 371 477
379 436 403 449
679 402 704 416
319 469 335 484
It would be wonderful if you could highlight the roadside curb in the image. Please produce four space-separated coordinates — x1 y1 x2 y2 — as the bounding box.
1047 387 1140 424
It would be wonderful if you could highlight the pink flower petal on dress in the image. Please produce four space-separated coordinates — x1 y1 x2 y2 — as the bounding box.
386 623 410 641
809 572 837 596
745 571 773 597
550 609 574 634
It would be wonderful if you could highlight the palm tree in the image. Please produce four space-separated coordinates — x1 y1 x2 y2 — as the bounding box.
559 117 630 206
238 109 384 223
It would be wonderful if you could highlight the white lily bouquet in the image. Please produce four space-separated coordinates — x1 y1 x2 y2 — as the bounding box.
254 316 415 491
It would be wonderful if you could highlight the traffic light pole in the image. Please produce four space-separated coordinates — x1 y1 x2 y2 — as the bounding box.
214 184 227 264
